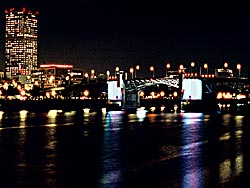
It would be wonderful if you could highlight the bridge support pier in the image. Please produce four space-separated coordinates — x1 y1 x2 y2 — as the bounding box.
123 91 139 109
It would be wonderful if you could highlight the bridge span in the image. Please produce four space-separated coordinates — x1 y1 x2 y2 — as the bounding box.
119 73 250 113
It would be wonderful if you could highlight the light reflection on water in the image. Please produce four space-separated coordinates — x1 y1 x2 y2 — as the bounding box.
99 111 124 187
0 110 249 187
181 113 205 188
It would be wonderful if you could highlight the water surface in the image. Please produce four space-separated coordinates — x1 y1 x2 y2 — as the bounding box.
0 109 249 188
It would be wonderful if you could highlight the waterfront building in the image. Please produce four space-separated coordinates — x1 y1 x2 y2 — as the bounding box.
38 64 73 88
4 7 39 79
28 64 84 88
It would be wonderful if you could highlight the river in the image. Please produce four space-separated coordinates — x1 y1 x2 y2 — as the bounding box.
0 109 249 188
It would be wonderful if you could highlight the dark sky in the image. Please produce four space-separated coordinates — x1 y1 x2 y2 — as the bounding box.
0 0 249 77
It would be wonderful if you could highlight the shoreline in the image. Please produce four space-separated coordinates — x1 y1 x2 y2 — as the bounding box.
0 98 249 115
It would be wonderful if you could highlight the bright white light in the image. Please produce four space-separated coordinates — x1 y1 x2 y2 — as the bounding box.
107 81 122 100
47 110 58 117
101 108 107 114
136 109 147 120
83 108 90 113
20 110 28 119
182 79 202 100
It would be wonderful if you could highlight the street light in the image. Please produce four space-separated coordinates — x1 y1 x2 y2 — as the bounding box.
91 69 95 78
106 70 110 80
204 63 208 74
237 64 241 77
191 61 195 73
166 63 170 77
84 73 89 83
224 62 228 69
130 67 134 79
115 66 119 79
178 64 184 74
135 65 140 79
150 66 154 78
115 66 119 72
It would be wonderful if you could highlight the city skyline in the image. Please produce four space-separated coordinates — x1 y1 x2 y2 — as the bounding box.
0 0 249 77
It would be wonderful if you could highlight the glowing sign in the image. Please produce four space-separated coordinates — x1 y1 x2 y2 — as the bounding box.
40 64 73 69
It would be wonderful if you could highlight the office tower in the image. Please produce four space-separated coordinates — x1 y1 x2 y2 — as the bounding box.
5 7 39 78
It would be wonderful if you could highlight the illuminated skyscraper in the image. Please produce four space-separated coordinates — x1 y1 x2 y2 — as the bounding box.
4 7 39 78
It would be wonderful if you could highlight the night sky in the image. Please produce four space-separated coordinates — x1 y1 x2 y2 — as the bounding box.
0 0 249 77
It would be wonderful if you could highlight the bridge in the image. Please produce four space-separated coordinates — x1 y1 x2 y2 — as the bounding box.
114 71 250 112
124 77 179 92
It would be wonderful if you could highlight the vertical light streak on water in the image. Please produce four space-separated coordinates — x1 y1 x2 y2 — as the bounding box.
218 154 243 184
19 110 28 128
181 113 204 188
0 111 4 127
219 115 243 184
99 111 124 188
83 108 91 126
136 109 147 122
43 123 57 187
222 114 232 127
47 110 57 126
16 110 28 182
64 110 76 122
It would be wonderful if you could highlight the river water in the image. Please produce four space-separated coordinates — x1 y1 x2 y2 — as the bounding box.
0 109 250 188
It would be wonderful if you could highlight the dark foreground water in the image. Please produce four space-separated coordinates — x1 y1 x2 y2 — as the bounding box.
0 109 250 188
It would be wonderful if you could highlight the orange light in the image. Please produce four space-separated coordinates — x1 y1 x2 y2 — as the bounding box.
130 67 134 73
83 90 89 97
217 92 223 99
224 92 232 99
139 91 144 97
51 90 56 97
160 91 165 97
20 90 26 96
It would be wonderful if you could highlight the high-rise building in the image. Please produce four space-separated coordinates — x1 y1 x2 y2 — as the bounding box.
4 7 39 79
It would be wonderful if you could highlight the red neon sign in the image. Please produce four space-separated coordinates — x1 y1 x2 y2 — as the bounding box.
40 64 73 69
